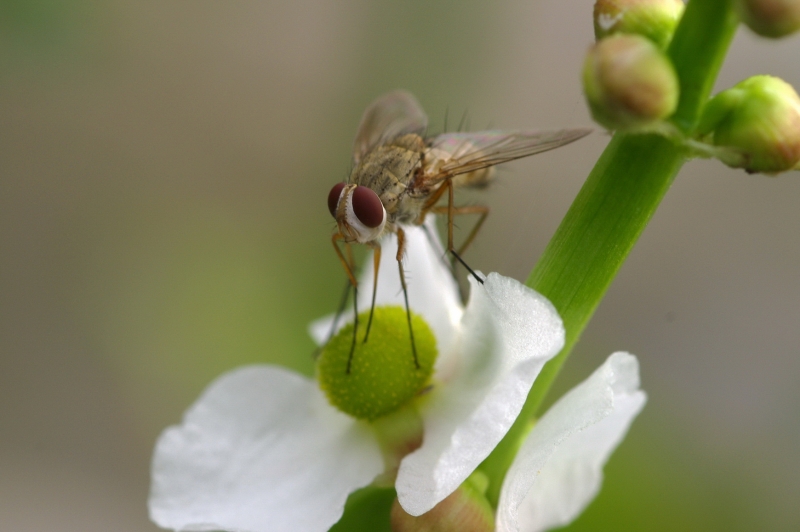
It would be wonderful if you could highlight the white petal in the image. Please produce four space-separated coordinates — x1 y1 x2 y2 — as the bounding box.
396 273 565 515
149 365 383 532
310 218 463 358
496 352 647 532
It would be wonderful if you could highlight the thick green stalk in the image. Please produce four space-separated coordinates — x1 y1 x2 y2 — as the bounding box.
482 0 739 506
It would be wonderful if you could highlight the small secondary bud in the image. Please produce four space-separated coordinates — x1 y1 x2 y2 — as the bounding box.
594 0 685 48
391 473 494 532
583 34 679 130
698 75 800 173
738 0 800 38
317 306 437 421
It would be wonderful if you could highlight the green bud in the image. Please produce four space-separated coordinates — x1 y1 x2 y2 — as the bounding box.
738 0 800 38
698 75 800 173
371 405 424 486
317 306 437 421
583 34 679 130
594 0 685 48
390 472 494 532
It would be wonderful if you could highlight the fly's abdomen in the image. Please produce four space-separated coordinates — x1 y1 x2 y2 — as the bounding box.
451 167 494 189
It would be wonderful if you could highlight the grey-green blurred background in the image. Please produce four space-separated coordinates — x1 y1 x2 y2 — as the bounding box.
2 1 799 530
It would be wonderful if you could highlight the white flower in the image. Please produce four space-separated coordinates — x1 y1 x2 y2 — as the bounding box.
496 350 646 532
147 220 646 532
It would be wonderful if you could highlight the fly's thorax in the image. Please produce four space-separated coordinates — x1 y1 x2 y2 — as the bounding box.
351 134 426 222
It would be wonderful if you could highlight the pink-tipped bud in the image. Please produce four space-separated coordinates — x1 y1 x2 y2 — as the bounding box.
738 0 800 38
594 0 685 48
698 75 800 174
583 34 679 130
390 475 494 532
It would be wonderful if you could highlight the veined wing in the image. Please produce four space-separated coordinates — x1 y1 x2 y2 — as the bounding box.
352 90 428 164
422 128 591 182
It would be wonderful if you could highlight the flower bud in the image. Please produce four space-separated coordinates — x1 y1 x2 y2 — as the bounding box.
390 473 494 532
583 34 679 130
697 75 800 173
371 405 424 486
594 0 685 48
738 0 800 38
317 306 437 421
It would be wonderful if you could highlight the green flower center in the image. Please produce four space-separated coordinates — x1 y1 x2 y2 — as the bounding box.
317 306 438 421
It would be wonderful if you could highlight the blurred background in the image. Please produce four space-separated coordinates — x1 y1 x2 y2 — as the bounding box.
2 1 799 530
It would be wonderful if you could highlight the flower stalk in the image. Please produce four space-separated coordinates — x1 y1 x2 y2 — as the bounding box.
481 0 740 505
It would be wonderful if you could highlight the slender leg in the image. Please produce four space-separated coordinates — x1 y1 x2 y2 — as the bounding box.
420 221 468 303
363 241 381 343
416 179 451 224
313 277 352 359
451 248 484 285
430 204 490 256
396 227 420 369
429 192 487 285
347 285 359 374
420 222 453 270
447 178 455 254
332 233 361 374
332 233 358 286
345 241 361 372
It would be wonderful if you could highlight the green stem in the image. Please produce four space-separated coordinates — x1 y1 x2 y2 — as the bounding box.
481 0 739 506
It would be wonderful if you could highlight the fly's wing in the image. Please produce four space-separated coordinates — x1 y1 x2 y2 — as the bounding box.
352 90 429 164
421 128 591 182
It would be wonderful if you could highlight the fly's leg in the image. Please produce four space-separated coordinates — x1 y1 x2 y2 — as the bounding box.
420 222 453 272
416 181 458 281
332 233 358 286
453 206 489 257
363 241 381 344
396 227 420 369
450 247 484 285
348 285 359 374
447 178 455 254
415 179 450 224
313 277 352 359
416 178 488 285
332 233 360 374
430 181 486 285
429 204 490 256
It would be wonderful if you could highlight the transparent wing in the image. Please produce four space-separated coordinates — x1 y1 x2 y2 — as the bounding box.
353 90 429 163
422 128 591 182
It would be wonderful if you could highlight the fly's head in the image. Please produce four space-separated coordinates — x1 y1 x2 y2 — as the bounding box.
328 183 387 244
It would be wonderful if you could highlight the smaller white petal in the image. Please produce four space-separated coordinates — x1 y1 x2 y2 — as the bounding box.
149 366 383 532
396 273 565 515
496 352 647 532
310 218 463 357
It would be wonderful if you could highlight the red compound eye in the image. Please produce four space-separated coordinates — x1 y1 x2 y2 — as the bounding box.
351 186 384 228
328 183 346 218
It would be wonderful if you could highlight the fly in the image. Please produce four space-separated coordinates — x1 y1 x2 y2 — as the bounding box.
327 90 590 373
